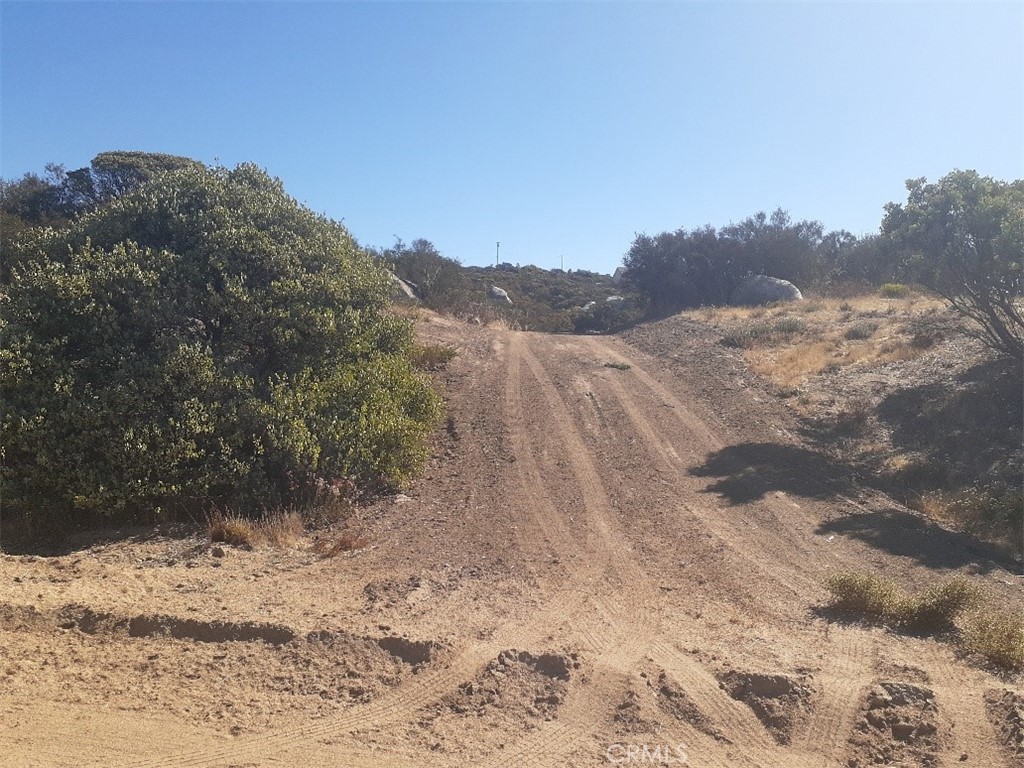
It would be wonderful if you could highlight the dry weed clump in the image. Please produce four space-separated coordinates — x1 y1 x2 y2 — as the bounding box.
314 530 370 558
916 487 1024 558
824 573 1022 670
208 510 304 549
411 343 458 371
824 573 981 632
961 610 1024 671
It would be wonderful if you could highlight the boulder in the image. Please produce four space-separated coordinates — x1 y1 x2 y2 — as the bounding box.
488 285 512 304
389 273 420 301
612 266 627 284
730 275 803 306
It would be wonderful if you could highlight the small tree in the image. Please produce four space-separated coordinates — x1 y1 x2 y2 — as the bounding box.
882 170 1024 360
384 238 465 311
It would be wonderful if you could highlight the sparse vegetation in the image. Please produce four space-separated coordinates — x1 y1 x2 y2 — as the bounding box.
917 486 1024 557
603 361 631 371
823 572 1023 670
824 572 982 633
207 509 304 550
411 343 458 371
880 283 910 298
961 609 1024 671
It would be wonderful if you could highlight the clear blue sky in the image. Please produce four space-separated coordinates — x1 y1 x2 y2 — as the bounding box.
2 2 1021 274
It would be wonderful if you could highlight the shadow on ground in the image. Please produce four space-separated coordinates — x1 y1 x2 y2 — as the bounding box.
875 357 1022 488
816 509 1015 574
0 522 198 557
689 442 856 504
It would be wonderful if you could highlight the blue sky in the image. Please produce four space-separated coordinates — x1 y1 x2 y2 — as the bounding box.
2 2 1021 274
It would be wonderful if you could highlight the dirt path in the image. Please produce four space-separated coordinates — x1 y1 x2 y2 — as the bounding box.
2 317 1020 767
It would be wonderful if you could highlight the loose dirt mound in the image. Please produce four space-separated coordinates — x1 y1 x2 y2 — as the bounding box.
717 670 815 744
985 689 1024 764
847 682 948 768
416 649 579 757
653 670 729 742
1 601 445 733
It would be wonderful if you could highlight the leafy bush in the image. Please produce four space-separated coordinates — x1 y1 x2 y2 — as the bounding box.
2 163 441 530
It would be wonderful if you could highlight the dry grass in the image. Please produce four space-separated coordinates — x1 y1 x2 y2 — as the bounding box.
915 488 1024 559
313 530 370 558
208 510 304 549
411 343 458 371
824 572 982 633
961 609 1024 671
692 294 947 387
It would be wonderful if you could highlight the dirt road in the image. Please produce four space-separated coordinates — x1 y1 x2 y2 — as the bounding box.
2 315 1021 767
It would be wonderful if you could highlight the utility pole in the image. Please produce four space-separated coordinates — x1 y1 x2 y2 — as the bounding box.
496 242 500 266
560 254 564 271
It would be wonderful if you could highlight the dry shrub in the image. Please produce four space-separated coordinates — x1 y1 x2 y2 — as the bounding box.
916 487 1024 558
314 530 369 558
844 320 879 340
208 513 259 548
832 398 873 436
825 573 904 619
907 578 983 632
824 573 981 633
411 343 457 371
961 610 1024 671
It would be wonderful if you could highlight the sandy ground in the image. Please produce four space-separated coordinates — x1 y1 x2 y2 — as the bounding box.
2 312 1022 767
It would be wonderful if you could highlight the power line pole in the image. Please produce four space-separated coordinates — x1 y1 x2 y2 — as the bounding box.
496 241 500 266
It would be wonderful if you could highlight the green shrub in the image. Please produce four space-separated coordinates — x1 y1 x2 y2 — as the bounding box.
2 163 441 529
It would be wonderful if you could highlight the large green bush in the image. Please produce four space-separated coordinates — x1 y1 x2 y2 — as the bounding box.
2 163 440 528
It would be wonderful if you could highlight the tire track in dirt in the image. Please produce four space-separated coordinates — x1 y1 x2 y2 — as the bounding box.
473 334 664 766
787 625 875 767
497 334 795 766
918 643 1012 768
124 329 664 768
572 335 883 767
125 330 605 768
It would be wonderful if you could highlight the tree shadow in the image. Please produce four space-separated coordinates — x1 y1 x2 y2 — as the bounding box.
0 522 199 557
689 442 856 504
815 509 1015 574
874 356 1022 488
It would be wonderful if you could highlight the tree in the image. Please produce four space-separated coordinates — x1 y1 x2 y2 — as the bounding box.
882 170 1024 360
720 208 828 288
2 162 441 529
382 237 465 310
